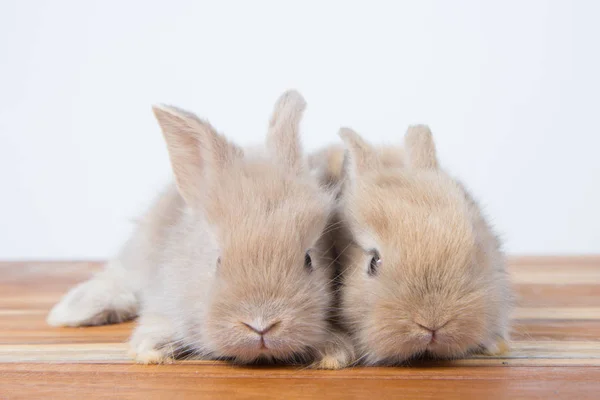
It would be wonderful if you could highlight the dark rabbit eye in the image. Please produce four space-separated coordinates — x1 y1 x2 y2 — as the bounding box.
368 252 382 276
304 252 313 271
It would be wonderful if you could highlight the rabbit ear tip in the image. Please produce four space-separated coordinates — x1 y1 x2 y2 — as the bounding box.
282 88 302 98
338 127 356 138
152 104 179 118
406 124 432 136
275 89 307 111
152 104 169 111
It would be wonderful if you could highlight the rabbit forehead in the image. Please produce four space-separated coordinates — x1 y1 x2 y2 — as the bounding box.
218 205 330 266
345 171 476 262
208 157 332 216
206 163 331 256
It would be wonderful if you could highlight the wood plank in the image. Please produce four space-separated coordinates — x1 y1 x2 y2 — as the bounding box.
509 255 600 266
1 341 599 364
2 362 600 379
513 308 600 320
0 257 599 399
1 364 599 400
512 271 600 285
515 283 600 307
512 320 600 341
0 313 133 344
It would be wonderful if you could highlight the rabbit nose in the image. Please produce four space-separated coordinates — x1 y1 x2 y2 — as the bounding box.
416 321 449 343
415 323 438 343
424 328 437 343
415 318 449 332
242 321 280 336
417 322 435 331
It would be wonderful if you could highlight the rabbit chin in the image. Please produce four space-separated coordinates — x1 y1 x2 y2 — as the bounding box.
215 336 308 364
364 336 474 365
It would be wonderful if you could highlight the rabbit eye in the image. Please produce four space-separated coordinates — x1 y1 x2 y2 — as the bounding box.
216 257 221 268
304 252 313 271
368 252 381 276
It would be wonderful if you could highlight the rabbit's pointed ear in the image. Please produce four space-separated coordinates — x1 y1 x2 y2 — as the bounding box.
266 90 307 173
338 127 377 180
404 125 438 170
152 105 242 206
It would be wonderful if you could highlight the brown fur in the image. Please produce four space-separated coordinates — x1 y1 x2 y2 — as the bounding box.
332 125 513 365
308 138 405 192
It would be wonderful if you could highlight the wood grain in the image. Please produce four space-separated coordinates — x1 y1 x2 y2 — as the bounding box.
1 257 599 399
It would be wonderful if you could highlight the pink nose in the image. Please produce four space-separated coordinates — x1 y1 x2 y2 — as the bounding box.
426 329 437 343
416 322 442 343
242 321 280 336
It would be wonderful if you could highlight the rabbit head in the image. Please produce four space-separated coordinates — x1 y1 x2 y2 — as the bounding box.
336 125 512 365
152 91 338 363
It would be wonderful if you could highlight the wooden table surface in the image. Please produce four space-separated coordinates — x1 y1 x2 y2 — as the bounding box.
1 257 599 399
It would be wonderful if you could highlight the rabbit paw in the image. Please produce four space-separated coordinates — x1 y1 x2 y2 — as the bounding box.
478 337 510 356
311 331 355 370
128 339 172 365
312 353 348 370
128 315 175 365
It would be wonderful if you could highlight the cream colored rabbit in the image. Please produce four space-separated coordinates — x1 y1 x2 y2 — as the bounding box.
47 90 354 369
331 125 512 365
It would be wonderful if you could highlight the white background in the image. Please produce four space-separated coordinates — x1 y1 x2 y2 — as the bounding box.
1 0 599 259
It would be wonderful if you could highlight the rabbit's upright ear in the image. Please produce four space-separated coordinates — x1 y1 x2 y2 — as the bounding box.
152 105 242 206
338 127 378 182
404 125 438 170
266 90 307 173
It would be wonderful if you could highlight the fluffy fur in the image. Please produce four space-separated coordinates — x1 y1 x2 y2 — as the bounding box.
328 125 513 365
47 90 354 369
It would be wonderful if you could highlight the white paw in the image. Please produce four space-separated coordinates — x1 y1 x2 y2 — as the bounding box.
311 332 356 370
128 338 172 365
480 338 510 356
128 315 175 364
312 353 348 370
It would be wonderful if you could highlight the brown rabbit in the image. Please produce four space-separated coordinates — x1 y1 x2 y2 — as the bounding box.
331 125 512 365
47 90 354 369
